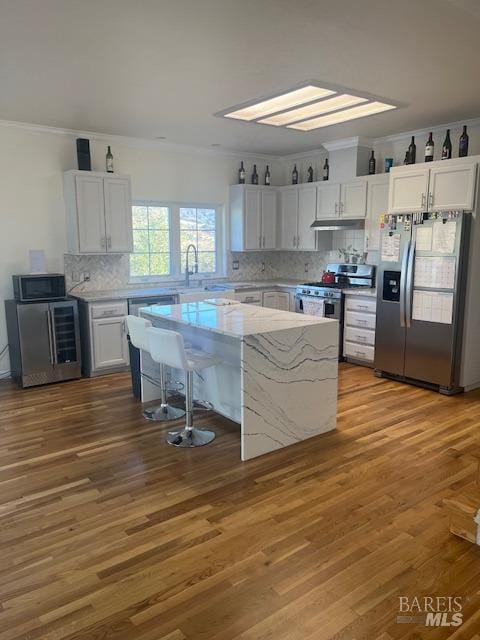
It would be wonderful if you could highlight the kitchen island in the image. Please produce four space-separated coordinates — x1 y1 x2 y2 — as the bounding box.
140 301 338 461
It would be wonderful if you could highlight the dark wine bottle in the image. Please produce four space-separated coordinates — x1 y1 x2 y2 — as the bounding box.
368 150 376 175
442 129 452 160
292 164 298 185
106 146 114 173
322 158 329 181
251 164 259 185
264 165 271 185
459 125 469 157
238 161 245 184
408 136 416 164
307 166 314 182
404 150 410 165
425 132 434 162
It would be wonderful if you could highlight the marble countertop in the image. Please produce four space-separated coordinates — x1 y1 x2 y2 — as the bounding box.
70 280 304 302
141 300 336 338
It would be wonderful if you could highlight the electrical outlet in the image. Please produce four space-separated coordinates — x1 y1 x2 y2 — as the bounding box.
83 271 90 282
304 263 309 273
232 260 239 271
261 261 265 272
72 271 80 283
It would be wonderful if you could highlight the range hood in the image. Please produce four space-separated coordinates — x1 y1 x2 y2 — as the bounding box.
311 219 364 231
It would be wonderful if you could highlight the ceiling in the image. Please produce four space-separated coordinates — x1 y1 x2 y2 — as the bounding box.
0 0 480 155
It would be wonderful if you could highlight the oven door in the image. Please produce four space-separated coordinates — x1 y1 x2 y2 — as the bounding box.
321 297 343 360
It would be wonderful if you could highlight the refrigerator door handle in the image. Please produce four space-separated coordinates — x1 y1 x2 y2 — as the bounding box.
405 240 416 329
399 241 410 328
46 310 55 365
49 308 58 365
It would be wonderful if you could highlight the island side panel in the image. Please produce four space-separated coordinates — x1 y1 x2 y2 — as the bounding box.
240 322 338 461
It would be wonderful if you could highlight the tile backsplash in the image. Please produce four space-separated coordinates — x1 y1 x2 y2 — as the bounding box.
65 229 375 292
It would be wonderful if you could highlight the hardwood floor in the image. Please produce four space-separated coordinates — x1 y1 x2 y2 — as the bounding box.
1 364 480 639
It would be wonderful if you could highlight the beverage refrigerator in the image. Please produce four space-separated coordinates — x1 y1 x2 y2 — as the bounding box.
374 211 470 394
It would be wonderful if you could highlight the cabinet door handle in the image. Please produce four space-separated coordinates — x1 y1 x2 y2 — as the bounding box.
421 193 426 208
107 236 112 250
100 236 106 249
335 203 338 215
263 235 266 248
259 235 262 248
293 235 296 248
429 192 434 208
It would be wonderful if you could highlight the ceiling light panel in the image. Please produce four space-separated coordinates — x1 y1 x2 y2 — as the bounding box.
224 85 336 121
288 101 396 131
258 94 368 126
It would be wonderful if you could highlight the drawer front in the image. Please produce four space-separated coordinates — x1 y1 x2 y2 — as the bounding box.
236 291 263 304
91 301 128 319
345 310 376 331
344 341 374 362
345 296 376 314
344 326 375 346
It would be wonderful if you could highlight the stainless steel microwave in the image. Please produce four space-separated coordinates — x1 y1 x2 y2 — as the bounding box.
12 274 66 302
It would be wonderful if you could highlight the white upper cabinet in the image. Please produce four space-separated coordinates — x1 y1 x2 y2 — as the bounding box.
388 167 430 213
340 181 367 218
317 180 367 219
244 188 262 250
64 170 133 254
75 175 106 253
388 159 477 214
279 188 298 250
103 177 133 252
230 185 277 251
317 183 341 219
428 162 477 211
365 176 389 252
261 189 277 249
297 186 317 250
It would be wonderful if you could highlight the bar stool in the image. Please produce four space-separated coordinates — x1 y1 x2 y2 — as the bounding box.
147 326 221 447
126 315 185 422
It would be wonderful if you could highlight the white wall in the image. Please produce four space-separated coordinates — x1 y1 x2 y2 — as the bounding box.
0 123 280 376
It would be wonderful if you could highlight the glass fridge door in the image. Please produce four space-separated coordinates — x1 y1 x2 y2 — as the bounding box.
50 301 80 365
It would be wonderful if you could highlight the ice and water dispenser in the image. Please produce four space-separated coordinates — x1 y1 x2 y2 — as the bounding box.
382 270 401 302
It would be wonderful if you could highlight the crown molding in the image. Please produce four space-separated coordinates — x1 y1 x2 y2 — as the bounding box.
374 116 480 145
0 118 277 162
322 136 373 151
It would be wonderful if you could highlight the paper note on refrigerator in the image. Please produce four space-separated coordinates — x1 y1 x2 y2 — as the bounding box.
414 256 456 289
415 226 433 251
381 233 401 262
432 220 456 254
412 290 454 324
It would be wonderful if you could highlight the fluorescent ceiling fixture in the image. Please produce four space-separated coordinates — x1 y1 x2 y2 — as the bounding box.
258 94 368 126
223 86 336 121
288 101 397 131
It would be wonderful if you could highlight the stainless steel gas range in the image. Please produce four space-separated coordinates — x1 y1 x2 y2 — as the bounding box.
295 263 375 359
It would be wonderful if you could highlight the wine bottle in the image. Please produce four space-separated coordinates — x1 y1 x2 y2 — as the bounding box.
404 151 410 165
459 125 469 157
425 132 434 162
322 158 329 181
106 146 114 173
292 164 298 185
264 165 271 186
251 164 259 185
307 166 314 182
238 161 245 184
442 129 452 160
408 136 416 164
368 150 376 175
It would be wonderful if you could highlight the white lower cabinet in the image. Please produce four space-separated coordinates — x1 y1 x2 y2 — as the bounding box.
343 294 377 366
85 300 130 374
262 290 290 310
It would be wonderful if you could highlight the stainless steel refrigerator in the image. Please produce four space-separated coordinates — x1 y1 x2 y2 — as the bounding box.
374 211 470 394
5 299 81 387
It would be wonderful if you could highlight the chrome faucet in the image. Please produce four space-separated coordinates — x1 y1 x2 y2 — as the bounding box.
185 243 198 288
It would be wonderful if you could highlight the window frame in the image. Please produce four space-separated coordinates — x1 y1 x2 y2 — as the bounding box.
130 200 225 283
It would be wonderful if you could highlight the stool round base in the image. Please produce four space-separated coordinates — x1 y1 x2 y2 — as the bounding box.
143 403 185 422
166 427 216 448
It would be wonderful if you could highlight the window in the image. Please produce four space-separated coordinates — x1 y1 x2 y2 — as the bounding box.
130 202 222 281
131 205 171 277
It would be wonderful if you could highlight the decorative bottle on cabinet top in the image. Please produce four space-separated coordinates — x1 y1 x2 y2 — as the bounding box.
459 125 469 157
323 158 329 181
425 132 434 162
307 166 314 182
292 164 298 185
264 165 271 185
251 164 259 185
442 129 452 160
368 150 376 175
238 161 245 184
106 146 114 173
